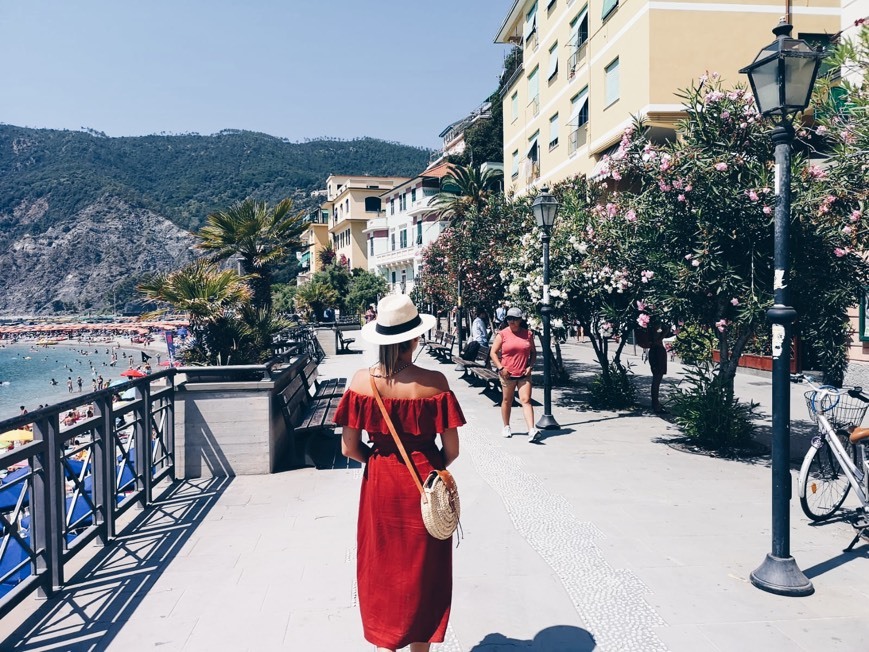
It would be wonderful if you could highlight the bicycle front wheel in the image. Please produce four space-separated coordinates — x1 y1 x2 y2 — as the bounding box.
798 440 851 521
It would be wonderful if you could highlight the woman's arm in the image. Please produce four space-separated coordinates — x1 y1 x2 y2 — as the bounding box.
440 427 459 467
490 333 507 377
341 426 371 464
526 332 537 376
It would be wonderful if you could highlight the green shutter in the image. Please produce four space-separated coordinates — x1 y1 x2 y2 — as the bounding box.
601 0 618 19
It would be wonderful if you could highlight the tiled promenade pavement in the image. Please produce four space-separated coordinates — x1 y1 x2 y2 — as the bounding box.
2 335 869 651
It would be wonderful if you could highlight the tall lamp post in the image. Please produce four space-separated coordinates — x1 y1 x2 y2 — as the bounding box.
739 20 823 597
532 186 560 430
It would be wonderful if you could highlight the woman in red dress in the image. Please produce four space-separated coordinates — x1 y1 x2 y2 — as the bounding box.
335 295 465 652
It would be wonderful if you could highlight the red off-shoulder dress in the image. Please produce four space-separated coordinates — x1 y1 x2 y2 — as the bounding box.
334 389 466 649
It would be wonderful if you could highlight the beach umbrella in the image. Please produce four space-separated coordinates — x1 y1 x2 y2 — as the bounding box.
120 369 146 378
0 429 34 444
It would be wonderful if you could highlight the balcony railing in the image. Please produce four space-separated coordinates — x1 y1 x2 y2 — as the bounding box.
0 372 176 617
568 44 587 79
529 96 540 118
569 126 587 156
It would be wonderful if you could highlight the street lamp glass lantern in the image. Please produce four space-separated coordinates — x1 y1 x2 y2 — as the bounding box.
532 186 560 230
739 22 823 117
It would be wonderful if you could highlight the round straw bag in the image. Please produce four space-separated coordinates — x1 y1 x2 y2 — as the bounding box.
421 470 461 540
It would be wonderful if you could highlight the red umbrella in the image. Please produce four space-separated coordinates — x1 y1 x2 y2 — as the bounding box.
159 361 181 367
120 369 147 378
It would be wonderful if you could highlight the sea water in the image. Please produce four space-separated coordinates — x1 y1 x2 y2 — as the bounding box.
0 343 152 421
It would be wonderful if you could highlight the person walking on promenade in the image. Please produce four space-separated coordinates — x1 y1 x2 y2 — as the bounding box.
494 302 507 330
649 324 672 413
490 307 540 442
334 294 465 652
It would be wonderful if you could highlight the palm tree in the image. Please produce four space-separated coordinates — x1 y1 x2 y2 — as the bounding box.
137 260 252 364
432 165 504 221
197 198 305 310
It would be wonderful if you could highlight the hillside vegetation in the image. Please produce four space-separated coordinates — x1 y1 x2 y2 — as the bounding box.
0 125 431 314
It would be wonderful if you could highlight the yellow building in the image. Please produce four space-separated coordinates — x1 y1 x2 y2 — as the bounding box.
496 0 841 195
298 175 410 283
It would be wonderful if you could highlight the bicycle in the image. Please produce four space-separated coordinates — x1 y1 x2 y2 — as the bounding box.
796 376 869 551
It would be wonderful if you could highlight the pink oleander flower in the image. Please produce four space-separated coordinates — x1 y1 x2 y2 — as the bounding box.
699 73 708 84
685 253 693 260
807 165 828 180
711 71 720 80
851 210 862 222
731 298 739 306
625 209 637 223
834 247 847 258
714 162 728 172
747 190 759 201
672 179 683 190
611 171 622 180
606 203 618 218
637 300 646 312
658 181 671 192
841 130 857 145
642 270 654 280
715 319 728 333
843 225 853 235
739 122 748 129
685 184 692 192
691 259 700 267
721 110 731 119
816 125 828 135
763 206 772 215
637 313 651 328
677 194 686 202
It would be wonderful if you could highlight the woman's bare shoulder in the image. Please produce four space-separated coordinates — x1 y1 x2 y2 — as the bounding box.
347 367 373 394
413 367 451 395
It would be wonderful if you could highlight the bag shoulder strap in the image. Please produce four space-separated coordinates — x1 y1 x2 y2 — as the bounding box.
369 375 426 498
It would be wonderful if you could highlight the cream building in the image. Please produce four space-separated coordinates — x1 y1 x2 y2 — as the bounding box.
496 0 841 196
368 162 454 295
297 175 410 284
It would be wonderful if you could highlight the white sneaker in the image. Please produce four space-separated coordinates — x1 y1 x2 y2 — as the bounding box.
502 425 512 438
528 428 541 443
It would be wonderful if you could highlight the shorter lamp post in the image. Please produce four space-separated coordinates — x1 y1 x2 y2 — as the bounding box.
739 20 823 597
233 253 245 276
532 186 560 430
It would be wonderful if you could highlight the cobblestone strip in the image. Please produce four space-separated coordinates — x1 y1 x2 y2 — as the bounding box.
463 424 669 652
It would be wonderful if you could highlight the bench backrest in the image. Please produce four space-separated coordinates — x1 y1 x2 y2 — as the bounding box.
476 345 492 368
302 359 318 393
434 330 444 344
280 374 310 428
443 334 455 351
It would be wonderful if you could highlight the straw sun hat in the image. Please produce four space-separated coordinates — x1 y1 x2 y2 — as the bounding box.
361 295 436 345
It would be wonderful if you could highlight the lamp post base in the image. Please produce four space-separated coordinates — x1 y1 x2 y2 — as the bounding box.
535 414 560 430
750 553 814 597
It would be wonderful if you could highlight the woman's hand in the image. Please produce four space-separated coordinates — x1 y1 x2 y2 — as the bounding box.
525 366 533 377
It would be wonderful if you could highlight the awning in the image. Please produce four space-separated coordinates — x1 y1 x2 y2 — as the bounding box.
602 0 618 19
588 145 621 181
527 137 539 161
569 93 589 126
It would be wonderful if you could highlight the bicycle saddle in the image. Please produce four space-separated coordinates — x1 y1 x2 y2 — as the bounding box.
848 427 869 444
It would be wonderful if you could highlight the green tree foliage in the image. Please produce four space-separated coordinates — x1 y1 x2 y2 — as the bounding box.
272 283 297 314
346 269 389 315
433 164 504 221
294 279 338 321
0 126 432 237
197 198 306 310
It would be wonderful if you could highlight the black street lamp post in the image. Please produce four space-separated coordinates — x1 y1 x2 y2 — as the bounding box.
740 20 823 597
532 186 560 430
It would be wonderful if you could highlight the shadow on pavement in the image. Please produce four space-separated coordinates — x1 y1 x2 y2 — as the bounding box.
1 476 231 652
803 543 869 579
469 625 596 651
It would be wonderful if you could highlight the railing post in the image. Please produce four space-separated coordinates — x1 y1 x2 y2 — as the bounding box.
93 394 115 542
166 374 176 481
135 381 153 505
33 414 63 597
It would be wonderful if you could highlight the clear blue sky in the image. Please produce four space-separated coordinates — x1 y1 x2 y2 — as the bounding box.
0 1 511 149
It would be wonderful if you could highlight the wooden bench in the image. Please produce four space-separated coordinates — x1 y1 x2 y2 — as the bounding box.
334 327 356 353
467 347 502 394
279 355 345 468
451 344 491 375
301 357 347 400
427 333 455 361
423 330 444 351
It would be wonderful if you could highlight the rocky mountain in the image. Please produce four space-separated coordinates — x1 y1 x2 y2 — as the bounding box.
0 125 432 314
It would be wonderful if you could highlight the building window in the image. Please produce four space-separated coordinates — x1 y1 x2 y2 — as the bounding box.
605 58 620 107
524 1 538 50
602 0 618 20
391 233 396 251
392 271 396 284
400 229 407 248
549 113 559 150
390 199 395 215
512 150 520 179
547 0 557 13
547 42 558 82
416 220 423 245
527 131 540 181
369 237 374 255
365 197 381 212
528 66 540 116
568 7 589 78
399 194 407 211
345 199 349 212
411 188 417 203
511 91 519 122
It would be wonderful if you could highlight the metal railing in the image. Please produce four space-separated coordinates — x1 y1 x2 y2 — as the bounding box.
0 371 176 617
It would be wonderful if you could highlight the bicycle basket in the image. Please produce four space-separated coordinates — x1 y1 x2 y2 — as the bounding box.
803 389 869 430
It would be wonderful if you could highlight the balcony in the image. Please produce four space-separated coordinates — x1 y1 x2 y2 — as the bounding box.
372 245 419 268
529 96 540 118
568 44 587 79
569 126 588 156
